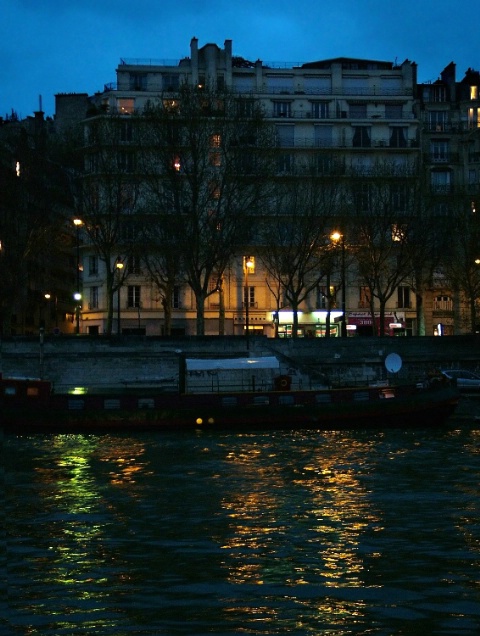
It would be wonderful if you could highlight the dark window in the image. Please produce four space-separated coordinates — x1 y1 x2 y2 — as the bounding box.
389 127 407 148
352 126 371 147
162 74 180 91
397 286 411 308
127 285 141 308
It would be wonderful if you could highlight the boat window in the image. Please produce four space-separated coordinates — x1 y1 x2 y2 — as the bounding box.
315 393 332 403
104 399 121 410
68 400 85 410
138 398 155 409
221 396 238 407
380 388 395 399
354 391 370 401
4 386 16 396
27 387 40 397
253 395 270 406
279 395 294 405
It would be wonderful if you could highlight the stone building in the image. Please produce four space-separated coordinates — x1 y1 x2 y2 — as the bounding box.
73 38 422 337
0 110 77 335
417 63 480 335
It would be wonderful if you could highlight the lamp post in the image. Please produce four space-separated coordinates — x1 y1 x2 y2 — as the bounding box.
44 293 58 330
73 218 83 334
331 231 347 338
116 260 124 335
244 256 254 350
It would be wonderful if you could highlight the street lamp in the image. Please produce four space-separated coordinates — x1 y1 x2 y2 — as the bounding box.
244 256 254 350
116 260 124 335
44 293 58 330
331 231 347 338
73 218 83 334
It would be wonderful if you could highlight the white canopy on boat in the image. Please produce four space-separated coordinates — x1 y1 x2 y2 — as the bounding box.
185 357 280 371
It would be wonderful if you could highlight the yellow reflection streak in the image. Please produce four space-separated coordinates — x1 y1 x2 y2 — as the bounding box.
29 434 150 628
217 434 383 628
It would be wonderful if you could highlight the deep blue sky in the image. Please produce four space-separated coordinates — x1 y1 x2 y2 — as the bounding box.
3 0 479 119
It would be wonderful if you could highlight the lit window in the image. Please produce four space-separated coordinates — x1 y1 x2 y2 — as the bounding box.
117 98 135 115
471 86 478 100
211 134 221 148
163 99 179 112
391 224 406 242
210 152 221 167
433 296 453 311
15 161 21 177
468 107 480 128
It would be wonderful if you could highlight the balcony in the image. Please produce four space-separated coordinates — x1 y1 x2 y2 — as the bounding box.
263 86 412 97
274 137 419 150
426 152 459 164
270 109 416 121
430 184 453 194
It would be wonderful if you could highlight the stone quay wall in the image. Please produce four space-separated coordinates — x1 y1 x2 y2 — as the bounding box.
1 335 480 391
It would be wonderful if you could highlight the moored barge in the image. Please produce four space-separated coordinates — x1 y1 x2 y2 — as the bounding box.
0 356 460 433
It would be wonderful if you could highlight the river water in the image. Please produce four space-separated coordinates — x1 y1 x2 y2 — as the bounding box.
3 417 480 635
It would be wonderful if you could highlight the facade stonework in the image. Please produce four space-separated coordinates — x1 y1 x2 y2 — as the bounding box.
5 39 480 337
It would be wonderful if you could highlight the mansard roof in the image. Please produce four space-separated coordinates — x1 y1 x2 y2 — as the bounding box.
300 57 394 70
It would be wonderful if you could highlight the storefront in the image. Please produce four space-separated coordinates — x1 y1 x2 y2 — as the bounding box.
347 312 406 336
274 310 343 338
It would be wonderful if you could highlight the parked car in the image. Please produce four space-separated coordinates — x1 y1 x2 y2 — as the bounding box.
441 369 480 390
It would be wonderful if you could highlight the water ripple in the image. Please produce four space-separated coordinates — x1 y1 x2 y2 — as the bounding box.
4 425 480 634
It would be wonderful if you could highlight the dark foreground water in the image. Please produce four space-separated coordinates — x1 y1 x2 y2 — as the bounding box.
3 419 480 635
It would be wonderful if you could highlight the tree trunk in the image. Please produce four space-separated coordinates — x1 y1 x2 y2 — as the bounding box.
416 291 425 336
325 271 331 338
292 305 299 338
368 297 376 337
105 271 115 336
470 295 477 334
219 282 225 336
378 302 386 337
162 297 172 336
195 292 206 336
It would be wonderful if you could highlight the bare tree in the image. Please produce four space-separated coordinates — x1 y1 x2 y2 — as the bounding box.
259 171 341 337
136 84 276 335
348 163 416 336
0 122 73 334
76 115 141 335
397 163 449 336
141 212 185 335
441 200 480 333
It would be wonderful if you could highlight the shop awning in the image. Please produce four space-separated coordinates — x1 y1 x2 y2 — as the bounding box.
348 312 405 328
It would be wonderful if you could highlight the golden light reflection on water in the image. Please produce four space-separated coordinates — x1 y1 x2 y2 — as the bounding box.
9 427 480 634
219 434 383 596
26 434 153 629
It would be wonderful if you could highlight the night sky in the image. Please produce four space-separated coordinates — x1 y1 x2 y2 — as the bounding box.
3 0 479 119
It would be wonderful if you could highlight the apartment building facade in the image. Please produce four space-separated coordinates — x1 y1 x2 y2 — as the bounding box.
417 63 480 335
69 38 426 337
